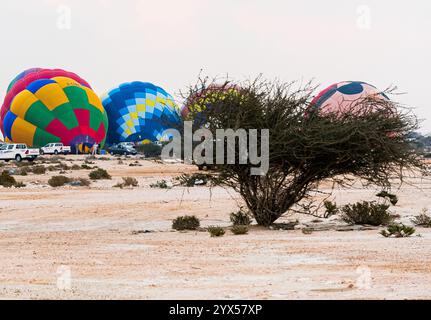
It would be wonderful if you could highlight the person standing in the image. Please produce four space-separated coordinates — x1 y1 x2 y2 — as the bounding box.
92 143 99 155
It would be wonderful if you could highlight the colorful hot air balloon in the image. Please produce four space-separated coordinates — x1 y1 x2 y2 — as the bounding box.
1 68 92 133
2 77 108 153
181 84 241 126
310 81 390 115
101 82 181 145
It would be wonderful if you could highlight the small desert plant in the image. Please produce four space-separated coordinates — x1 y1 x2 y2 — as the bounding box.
31 165 47 175
19 167 30 176
89 168 111 180
341 201 394 226
57 163 70 171
117 159 124 165
323 200 339 218
231 225 249 235
122 177 138 187
412 208 431 227
175 173 212 187
75 178 91 187
114 177 138 188
302 228 313 235
48 175 71 187
150 179 170 189
230 210 252 226
81 164 93 170
172 215 200 230
0 171 17 188
376 191 399 205
208 226 225 237
14 181 26 188
381 223 415 238
71 164 81 170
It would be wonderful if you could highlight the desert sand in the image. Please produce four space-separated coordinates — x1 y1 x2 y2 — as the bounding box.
0 155 430 299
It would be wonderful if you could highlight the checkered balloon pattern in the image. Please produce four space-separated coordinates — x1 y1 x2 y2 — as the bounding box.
101 82 181 145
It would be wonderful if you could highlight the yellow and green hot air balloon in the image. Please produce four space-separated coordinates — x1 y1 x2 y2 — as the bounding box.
2 77 108 153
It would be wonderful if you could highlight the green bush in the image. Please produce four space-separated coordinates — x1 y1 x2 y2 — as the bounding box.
230 210 252 226
48 175 71 187
376 191 399 205
0 171 17 188
231 225 249 235
150 179 170 189
172 215 200 231
89 168 111 180
341 201 394 226
81 164 93 170
136 143 162 158
208 226 225 237
71 164 81 170
323 200 339 218
381 223 415 238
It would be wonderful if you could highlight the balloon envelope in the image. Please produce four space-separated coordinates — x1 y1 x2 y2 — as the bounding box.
310 81 390 115
1 68 92 133
181 84 241 126
101 81 181 145
2 77 107 153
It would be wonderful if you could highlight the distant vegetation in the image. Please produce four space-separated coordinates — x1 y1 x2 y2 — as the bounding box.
231 225 249 235
412 208 431 227
341 201 394 226
207 226 225 237
48 175 71 187
409 132 431 157
89 168 111 180
381 223 416 238
0 171 24 188
114 177 139 188
172 215 200 231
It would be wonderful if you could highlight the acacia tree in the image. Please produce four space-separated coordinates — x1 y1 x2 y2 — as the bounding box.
183 78 428 226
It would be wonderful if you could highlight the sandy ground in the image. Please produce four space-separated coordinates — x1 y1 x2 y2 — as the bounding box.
0 155 430 300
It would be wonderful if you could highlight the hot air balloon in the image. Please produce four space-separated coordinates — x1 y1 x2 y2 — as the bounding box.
2 76 108 153
181 83 241 126
1 68 91 133
101 82 181 145
310 81 390 115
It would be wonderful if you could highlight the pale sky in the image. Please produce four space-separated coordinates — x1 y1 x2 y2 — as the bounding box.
1 0 430 132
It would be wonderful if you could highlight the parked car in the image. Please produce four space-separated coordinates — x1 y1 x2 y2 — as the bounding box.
0 143 40 162
118 142 136 149
108 144 137 156
40 143 71 155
